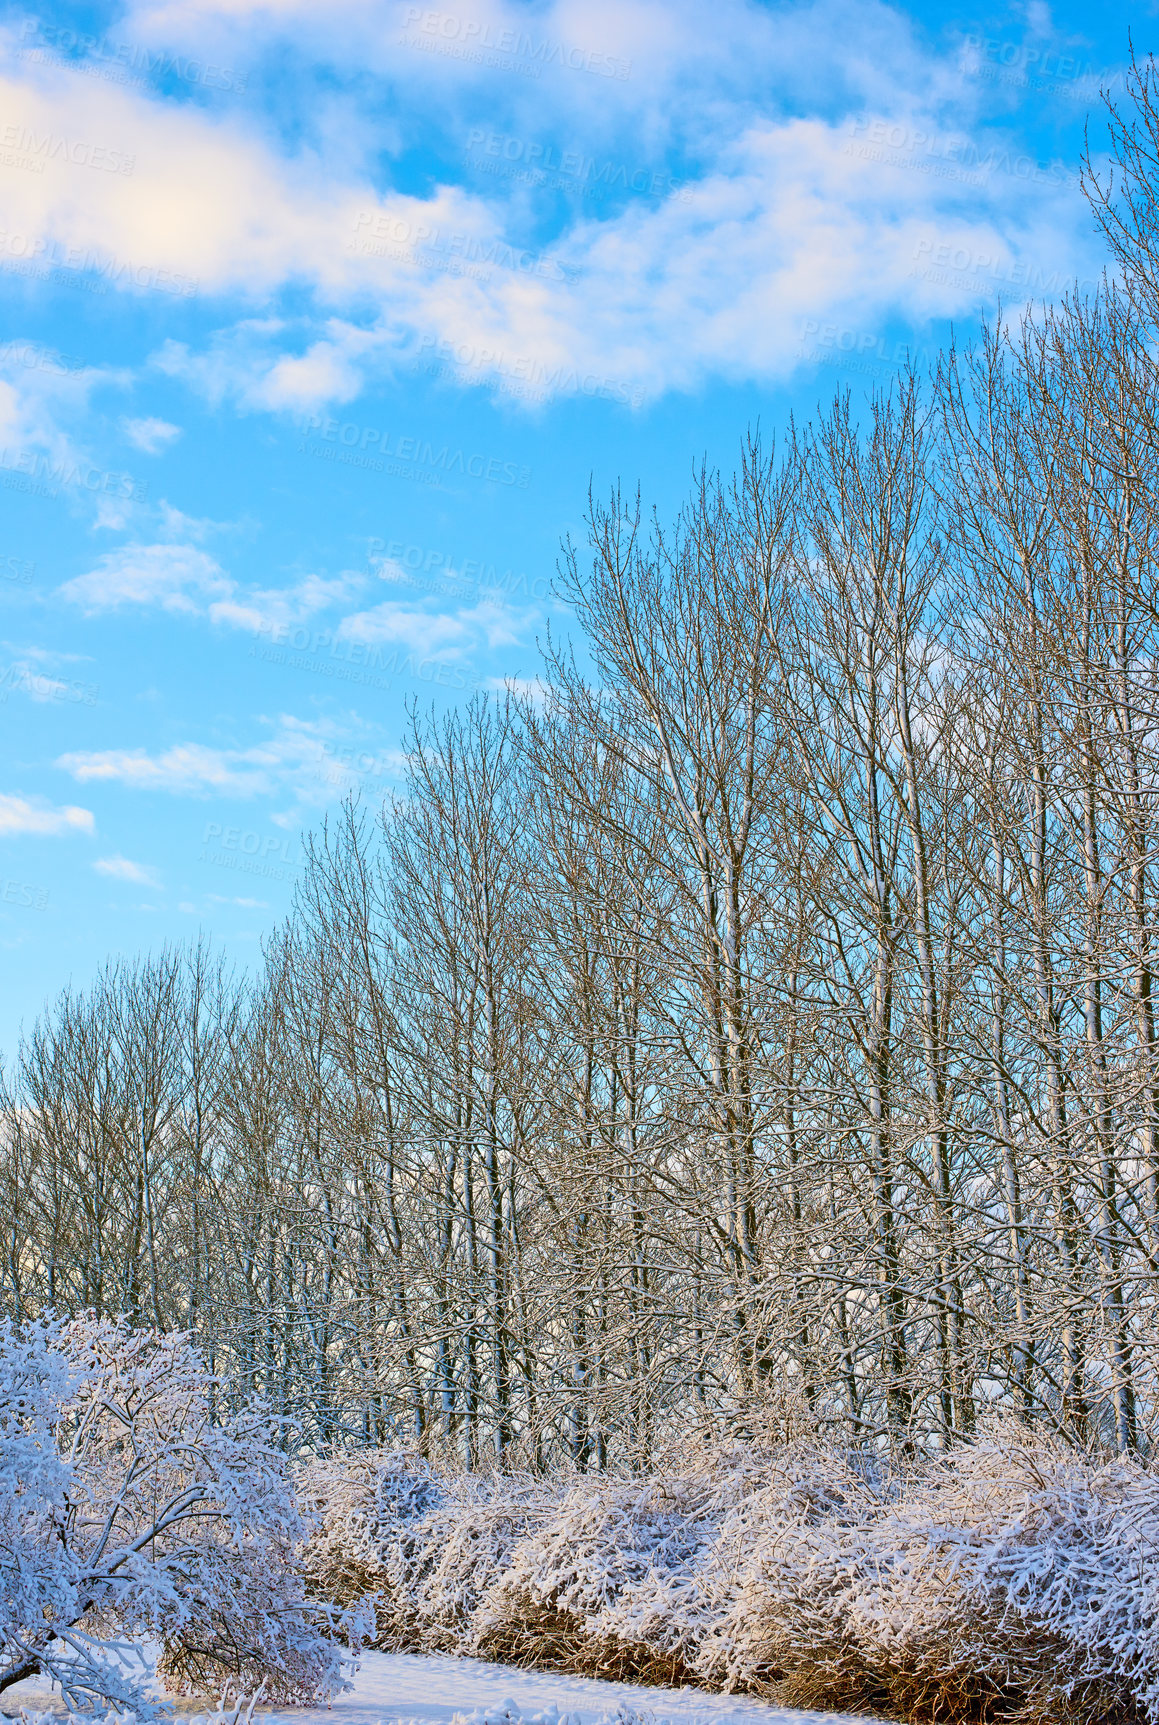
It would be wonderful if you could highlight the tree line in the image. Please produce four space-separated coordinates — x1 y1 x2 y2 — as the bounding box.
8 58 1159 1466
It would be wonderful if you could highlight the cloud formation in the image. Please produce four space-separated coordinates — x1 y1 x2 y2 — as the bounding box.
123 415 182 453
94 853 162 886
58 543 232 612
56 714 397 807
0 793 95 836
56 541 536 661
0 5 1101 415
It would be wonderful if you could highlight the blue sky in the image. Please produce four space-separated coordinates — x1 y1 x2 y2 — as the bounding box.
0 0 1142 1052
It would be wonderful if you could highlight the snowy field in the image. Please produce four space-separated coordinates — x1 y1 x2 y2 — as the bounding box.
1 1649 887 1725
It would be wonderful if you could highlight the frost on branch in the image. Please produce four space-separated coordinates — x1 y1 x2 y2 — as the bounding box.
299 1449 546 1653
305 1432 1159 1724
0 1314 366 1715
297 1447 444 1647
473 1464 732 1684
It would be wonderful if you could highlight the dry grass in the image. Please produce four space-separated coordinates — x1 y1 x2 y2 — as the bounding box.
476 1612 699 1688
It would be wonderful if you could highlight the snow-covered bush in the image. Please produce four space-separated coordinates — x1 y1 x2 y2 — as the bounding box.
409 1473 549 1653
303 1431 1159 1723
475 1468 727 1682
838 1431 1159 1724
299 1452 545 1652
0 1314 367 1715
705 1428 1159 1722
688 1440 890 1697
298 1448 444 1644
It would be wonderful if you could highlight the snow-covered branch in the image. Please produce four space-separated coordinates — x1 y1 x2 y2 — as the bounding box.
0 1314 368 1715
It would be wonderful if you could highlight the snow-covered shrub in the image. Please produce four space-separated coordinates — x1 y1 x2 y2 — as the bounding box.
299 1452 545 1653
300 1430 1159 1722
708 1427 1159 1723
411 1473 549 1652
0 1314 366 1715
298 1449 444 1645
475 1456 743 1682
839 1430 1159 1724
474 1477 703 1680
689 1439 889 1698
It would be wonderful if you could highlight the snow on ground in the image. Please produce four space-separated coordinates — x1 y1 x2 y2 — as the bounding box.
2 1649 886 1725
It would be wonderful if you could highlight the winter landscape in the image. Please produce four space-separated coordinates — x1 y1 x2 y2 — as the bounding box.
5 2 1159 1724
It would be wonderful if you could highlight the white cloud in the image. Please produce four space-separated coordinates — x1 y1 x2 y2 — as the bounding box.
0 793 94 836
156 502 223 542
251 328 383 411
56 532 523 659
0 12 1100 413
57 543 232 613
335 588 537 661
208 570 366 634
57 714 364 804
94 853 162 886
147 112 1091 409
0 44 491 312
123 415 182 453
56 712 414 818
154 317 411 414
59 741 274 797
57 542 366 636
0 341 130 509
336 602 468 657
457 595 533 648
113 0 963 133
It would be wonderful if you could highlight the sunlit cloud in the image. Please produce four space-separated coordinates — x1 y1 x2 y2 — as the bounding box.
0 793 95 836
93 853 162 886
